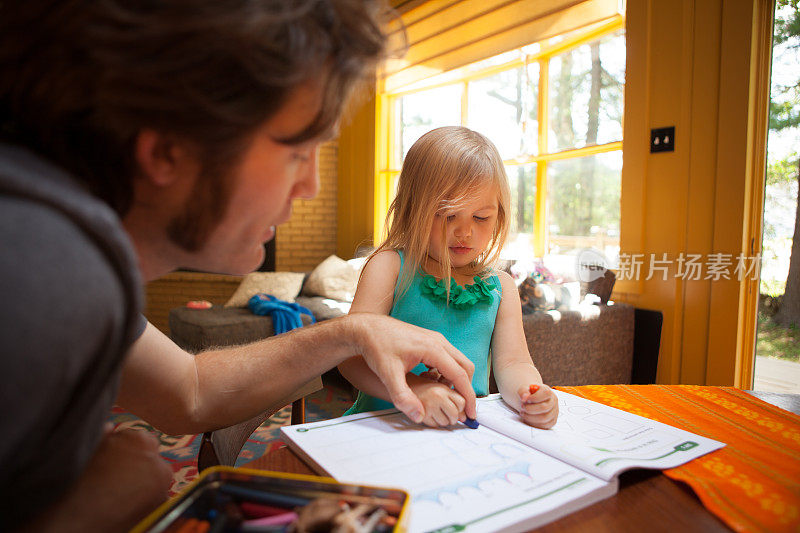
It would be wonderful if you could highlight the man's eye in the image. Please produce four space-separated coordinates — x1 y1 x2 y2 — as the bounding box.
291 152 310 162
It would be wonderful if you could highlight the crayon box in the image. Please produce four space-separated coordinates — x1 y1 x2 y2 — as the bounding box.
132 466 410 532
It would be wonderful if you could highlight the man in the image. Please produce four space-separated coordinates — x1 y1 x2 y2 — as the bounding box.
0 1 476 530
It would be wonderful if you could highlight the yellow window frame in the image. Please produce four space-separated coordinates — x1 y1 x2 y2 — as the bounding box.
374 16 625 250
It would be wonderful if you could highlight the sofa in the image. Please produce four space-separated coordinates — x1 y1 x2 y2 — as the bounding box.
170 295 346 352
522 303 634 386
168 255 635 386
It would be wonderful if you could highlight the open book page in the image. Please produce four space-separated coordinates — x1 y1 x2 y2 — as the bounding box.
282 410 616 533
476 392 725 481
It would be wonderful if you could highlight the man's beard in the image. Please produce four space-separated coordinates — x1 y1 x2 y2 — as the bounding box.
166 167 231 252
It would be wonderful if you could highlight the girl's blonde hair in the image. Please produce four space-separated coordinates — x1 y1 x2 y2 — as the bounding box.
370 126 510 298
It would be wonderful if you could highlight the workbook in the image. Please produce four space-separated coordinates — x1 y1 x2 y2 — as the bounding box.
281 391 725 533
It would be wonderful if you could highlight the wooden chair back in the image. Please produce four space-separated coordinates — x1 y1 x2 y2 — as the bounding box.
197 377 322 470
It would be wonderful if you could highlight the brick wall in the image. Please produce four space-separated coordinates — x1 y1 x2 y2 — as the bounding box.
276 141 338 271
145 272 242 334
144 141 339 335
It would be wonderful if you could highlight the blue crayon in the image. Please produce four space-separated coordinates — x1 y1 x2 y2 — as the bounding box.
206 511 229 533
463 417 479 429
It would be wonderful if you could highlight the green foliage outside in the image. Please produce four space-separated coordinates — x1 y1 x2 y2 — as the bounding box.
548 157 621 238
770 0 800 132
546 31 624 240
757 312 800 362
761 154 798 296
758 0 800 364
761 277 786 298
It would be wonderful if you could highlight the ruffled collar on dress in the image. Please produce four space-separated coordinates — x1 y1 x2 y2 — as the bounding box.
419 274 496 309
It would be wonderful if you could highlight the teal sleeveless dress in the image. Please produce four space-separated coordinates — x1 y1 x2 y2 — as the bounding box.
343 250 502 415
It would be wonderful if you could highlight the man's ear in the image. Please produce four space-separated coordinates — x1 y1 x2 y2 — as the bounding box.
134 130 190 186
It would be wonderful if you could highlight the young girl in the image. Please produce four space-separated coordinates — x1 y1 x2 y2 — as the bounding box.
338 126 559 429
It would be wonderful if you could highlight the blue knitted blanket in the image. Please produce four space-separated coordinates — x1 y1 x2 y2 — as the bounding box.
247 294 315 334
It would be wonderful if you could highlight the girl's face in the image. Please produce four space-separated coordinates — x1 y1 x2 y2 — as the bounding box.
427 182 499 271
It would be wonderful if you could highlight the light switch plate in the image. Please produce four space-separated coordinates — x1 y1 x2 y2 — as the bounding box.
650 126 675 153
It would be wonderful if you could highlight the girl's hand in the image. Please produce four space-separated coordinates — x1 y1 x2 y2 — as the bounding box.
410 378 467 427
418 367 454 388
518 384 559 429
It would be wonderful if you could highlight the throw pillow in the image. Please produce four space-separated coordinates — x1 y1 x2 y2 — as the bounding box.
301 255 365 303
583 268 616 304
224 271 306 307
519 278 581 313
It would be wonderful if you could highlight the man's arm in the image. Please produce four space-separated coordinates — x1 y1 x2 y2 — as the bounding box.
117 312 477 434
338 251 404 401
337 251 471 426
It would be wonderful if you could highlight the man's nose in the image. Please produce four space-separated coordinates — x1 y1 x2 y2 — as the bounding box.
293 148 320 200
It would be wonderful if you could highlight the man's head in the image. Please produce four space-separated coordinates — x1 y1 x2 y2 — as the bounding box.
0 0 389 273
129 76 332 276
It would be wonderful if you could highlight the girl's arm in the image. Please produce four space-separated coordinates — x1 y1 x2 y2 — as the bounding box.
338 251 469 426
491 271 559 428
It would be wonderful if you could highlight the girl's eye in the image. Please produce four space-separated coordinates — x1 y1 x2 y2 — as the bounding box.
474 216 489 222
446 215 456 222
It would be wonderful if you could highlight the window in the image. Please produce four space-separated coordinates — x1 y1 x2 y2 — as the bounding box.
378 21 625 268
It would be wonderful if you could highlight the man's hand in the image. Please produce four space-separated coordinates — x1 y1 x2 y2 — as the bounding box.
348 313 476 423
409 375 467 427
518 384 559 429
26 427 172 533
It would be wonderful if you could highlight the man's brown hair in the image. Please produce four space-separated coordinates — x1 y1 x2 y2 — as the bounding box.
0 0 389 216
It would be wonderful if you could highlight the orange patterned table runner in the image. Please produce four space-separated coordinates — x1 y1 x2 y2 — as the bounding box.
556 385 800 533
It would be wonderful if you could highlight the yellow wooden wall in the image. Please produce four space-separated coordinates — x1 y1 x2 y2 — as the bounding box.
614 0 770 386
336 91 378 259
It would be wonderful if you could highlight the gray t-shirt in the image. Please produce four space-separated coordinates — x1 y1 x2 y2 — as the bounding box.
0 144 146 529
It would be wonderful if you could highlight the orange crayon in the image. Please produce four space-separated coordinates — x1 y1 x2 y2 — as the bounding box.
529 384 540 394
173 518 200 533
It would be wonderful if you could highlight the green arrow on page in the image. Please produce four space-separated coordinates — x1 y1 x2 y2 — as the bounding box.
595 441 699 467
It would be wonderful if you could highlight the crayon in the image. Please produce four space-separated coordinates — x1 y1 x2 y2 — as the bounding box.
174 518 201 533
241 511 298 529
255 487 403 514
239 501 290 518
362 507 387 531
171 518 211 533
529 384 540 394
164 518 191 533
235 526 285 533
206 510 229 533
463 417 479 429
222 500 244 523
218 484 310 508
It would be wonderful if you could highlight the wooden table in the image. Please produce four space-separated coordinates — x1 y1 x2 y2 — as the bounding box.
247 390 799 532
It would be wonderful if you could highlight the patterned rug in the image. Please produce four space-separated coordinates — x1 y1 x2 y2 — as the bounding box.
108 375 354 495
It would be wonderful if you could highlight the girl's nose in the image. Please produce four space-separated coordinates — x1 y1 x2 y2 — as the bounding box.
453 221 472 239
